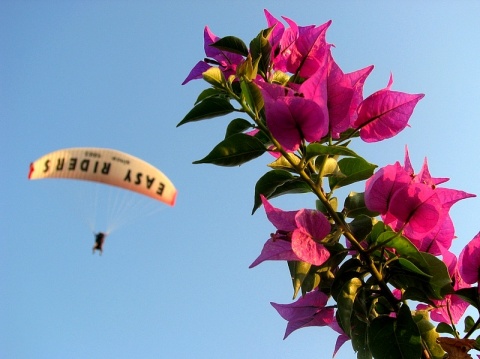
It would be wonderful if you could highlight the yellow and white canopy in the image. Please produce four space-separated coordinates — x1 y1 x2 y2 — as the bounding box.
29 147 177 206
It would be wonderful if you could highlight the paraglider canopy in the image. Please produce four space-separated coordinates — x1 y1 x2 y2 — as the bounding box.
28 147 177 206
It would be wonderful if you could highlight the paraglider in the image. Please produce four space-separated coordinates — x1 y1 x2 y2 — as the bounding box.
29 147 177 253
92 232 107 255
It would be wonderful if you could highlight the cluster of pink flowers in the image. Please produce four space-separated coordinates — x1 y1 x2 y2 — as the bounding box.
365 147 475 255
182 9 480 356
184 10 424 152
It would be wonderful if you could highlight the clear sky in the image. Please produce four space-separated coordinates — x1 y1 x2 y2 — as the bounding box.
2 1 480 358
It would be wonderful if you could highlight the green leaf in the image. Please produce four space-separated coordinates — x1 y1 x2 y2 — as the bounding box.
211 35 248 56
348 215 374 242
202 67 227 88
390 253 453 301
455 288 480 310
350 315 372 359
225 118 253 138
305 143 361 162
368 304 422 359
337 277 362 337
319 157 340 177
396 304 422 356
252 170 311 214
328 157 377 190
316 197 338 213
344 191 379 218
194 88 224 104
267 154 301 172
464 315 475 333
288 260 312 299
177 97 235 126
193 133 265 166
376 232 427 268
240 80 263 115
414 310 445 359
237 54 258 82
419 253 453 299
331 258 364 301
396 258 432 278
249 27 273 76
272 70 290 85
366 221 389 245
436 322 456 336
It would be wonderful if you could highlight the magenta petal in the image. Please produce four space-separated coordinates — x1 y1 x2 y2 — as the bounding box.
406 215 455 254
282 307 334 339
287 21 331 77
355 80 424 142
459 232 480 284
261 195 297 231
436 187 476 210
265 97 303 151
295 209 330 240
271 290 329 320
203 26 220 57
264 9 285 49
389 184 443 234
292 210 331 266
181 61 211 85
346 65 374 126
271 290 333 338
329 320 350 357
291 231 330 266
326 53 355 135
364 162 411 214
260 81 328 152
249 238 300 268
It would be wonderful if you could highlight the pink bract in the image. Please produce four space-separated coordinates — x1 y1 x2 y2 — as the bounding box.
182 26 244 85
354 75 425 142
252 196 331 267
271 290 334 339
459 232 480 285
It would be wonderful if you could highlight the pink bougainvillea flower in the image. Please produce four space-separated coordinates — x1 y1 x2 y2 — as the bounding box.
345 65 374 128
249 237 301 268
418 250 470 324
326 51 374 138
459 232 480 285
286 19 331 78
258 80 329 152
265 10 331 76
292 209 331 265
251 196 331 267
271 289 334 339
328 318 350 357
354 74 425 142
264 11 300 72
182 26 244 85
364 161 412 215
388 182 444 234
365 148 475 253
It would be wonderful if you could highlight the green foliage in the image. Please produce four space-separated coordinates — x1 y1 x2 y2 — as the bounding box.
177 97 235 126
328 157 377 190
211 35 249 56
368 304 422 359
252 170 311 214
193 133 266 166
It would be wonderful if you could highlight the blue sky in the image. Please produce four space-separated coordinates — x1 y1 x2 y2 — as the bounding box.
2 1 480 358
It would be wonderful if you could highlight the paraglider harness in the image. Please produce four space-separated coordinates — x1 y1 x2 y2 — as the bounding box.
92 232 106 255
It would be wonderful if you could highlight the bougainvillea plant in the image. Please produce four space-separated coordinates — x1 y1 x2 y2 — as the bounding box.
178 9 480 359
